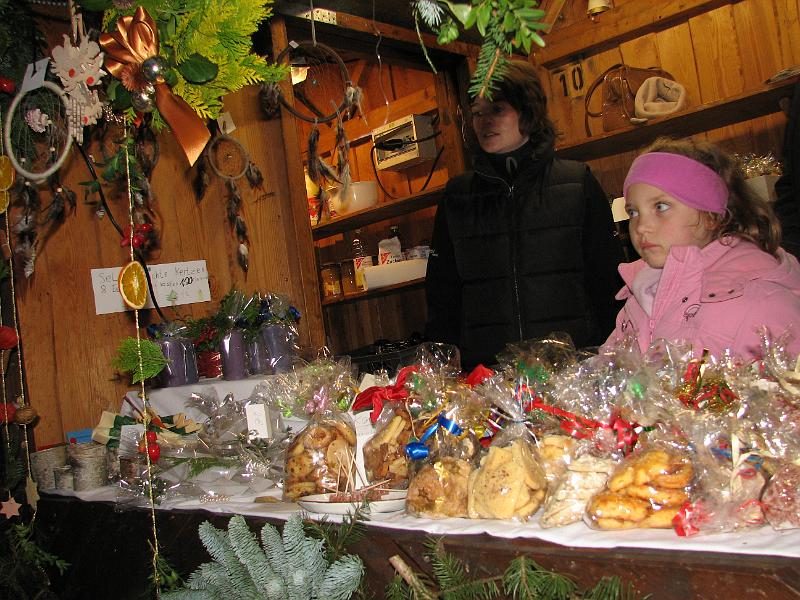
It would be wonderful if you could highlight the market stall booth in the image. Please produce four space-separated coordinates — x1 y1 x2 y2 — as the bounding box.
0 0 798 598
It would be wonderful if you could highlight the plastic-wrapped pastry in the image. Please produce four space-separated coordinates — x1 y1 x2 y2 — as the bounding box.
406 457 472 518
586 447 694 529
540 454 616 528
536 434 576 487
283 416 356 501
363 404 413 488
762 462 800 530
467 439 547 520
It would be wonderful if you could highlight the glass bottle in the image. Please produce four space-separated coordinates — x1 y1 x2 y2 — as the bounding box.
352 229 373 291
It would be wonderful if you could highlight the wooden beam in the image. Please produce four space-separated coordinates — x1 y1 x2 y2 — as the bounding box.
535 0 744 68
541 0 568 34
275 1 479 58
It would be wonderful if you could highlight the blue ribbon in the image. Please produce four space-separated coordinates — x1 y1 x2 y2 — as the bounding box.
405 414 462 460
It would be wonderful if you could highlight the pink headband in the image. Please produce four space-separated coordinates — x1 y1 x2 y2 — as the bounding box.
623 152 728 215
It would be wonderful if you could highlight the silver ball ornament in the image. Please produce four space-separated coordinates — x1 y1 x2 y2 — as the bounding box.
131 85 156 113
141 55 168 85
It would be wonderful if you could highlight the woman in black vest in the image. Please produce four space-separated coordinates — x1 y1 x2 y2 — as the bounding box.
425 60 624 369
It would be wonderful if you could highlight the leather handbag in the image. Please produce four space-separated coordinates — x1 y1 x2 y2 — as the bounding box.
584 63 674 136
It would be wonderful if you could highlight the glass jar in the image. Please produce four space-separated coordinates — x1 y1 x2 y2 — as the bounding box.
320 263 343 299
340 259 358 295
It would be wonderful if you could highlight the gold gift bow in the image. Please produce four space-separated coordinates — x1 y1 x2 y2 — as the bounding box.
99 6 210 166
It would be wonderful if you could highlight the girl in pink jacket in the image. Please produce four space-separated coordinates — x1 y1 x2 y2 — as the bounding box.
602 138 800 360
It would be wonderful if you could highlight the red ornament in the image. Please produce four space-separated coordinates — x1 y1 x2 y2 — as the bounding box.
0 326 18 350
147 443 161 462
145 430 158 443
0 402 16 424
0 77 15 94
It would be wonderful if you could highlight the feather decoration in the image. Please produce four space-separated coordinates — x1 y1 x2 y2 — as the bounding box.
19 182 41 213
226 180 242 225
334 114 352 201
259 82 281 119
235 215 248 241
14 239 36 279
345 84 364 120
193 152 210 202
245 161 264 190
237 243 249 272
306 125 340 191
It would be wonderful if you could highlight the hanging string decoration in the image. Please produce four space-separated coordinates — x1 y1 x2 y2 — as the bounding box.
50 11 105 144
201 131 265 271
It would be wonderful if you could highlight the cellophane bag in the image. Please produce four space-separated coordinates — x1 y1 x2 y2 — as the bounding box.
362 401 414 489
762 462 800 530
585 430 695 530
467 372 548 521
406 376 485 519
282 385 357 501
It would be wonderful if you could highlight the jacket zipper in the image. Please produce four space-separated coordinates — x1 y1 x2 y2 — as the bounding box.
475 169 524 340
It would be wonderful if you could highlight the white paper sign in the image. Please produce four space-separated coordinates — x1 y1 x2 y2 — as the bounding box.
245 404 273 440
91 260 211 315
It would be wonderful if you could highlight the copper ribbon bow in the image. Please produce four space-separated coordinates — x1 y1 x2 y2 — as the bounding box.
99 6 210 165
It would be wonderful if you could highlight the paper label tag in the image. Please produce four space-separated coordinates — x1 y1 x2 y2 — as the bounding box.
245 404 272 440
217 111 236 134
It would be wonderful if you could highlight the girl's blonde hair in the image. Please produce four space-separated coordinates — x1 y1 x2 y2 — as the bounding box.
642 137 782 256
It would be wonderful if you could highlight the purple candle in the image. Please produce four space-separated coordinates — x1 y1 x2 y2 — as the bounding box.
220 328 249 380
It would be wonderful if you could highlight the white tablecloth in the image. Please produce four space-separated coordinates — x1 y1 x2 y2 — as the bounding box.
49 485 800 559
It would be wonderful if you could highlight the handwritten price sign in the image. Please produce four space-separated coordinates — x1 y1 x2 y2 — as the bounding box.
91 260 211 315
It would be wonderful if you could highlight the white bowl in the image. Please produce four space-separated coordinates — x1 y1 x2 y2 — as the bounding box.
329 181 378 215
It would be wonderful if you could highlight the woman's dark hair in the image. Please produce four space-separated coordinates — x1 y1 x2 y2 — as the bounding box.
472 60 556 148
642 137 782 256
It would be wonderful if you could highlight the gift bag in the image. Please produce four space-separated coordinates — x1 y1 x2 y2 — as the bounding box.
584 63 673 136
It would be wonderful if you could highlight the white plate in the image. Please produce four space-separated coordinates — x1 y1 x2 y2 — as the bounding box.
298 490 406 514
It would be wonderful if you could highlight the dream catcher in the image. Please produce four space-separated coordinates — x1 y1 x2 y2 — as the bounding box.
194 129 265 272
261 40 362 124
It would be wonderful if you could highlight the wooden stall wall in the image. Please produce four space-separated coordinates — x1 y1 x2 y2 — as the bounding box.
535 0 797 197
17 18 325 448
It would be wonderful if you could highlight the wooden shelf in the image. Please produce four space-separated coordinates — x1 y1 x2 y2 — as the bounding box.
321 277 425 306
312 186 444 240
556 78 797 162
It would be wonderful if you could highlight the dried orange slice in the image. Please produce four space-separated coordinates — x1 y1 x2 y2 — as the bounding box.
0 155 13 191
118 260 148 309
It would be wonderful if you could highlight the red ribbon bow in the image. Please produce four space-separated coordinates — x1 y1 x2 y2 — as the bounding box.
352 365 417 423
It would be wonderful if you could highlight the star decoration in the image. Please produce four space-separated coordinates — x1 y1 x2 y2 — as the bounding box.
0 496 21 519
25 476 40 511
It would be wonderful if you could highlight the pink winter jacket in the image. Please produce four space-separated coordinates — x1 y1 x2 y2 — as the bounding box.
602 238 800 360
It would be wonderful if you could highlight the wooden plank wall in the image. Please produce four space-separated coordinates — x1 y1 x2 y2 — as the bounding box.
17 16 329 447
536 0 797 196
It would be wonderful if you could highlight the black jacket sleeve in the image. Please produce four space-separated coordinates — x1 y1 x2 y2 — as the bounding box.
774 80 800 259
582 167 625 345
424 197 462 346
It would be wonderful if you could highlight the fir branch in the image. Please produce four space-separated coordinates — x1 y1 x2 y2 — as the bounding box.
583 576 651 600
112 337 169 383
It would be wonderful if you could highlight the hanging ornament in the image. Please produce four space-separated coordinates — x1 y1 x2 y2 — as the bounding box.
13 405 38 426
141 55 168 84
200 130 266 272
50 10 105 143
131 85 156 113
0 497 21 519
24 477 40 512
0 114 14 214
0 324 18 348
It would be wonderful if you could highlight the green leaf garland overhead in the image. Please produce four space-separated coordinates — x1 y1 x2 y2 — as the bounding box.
89 0 287 121
413 0 548 100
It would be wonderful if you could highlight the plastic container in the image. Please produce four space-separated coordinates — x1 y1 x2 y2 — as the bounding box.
329 181 378 215
340 260 358 295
